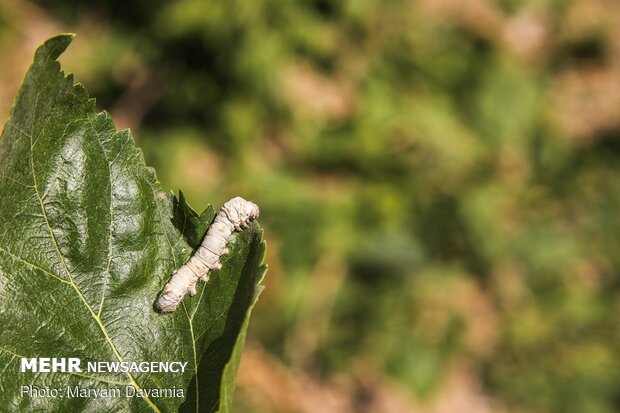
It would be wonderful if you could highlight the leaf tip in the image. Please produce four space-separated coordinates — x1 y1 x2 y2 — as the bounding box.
35 33 76 62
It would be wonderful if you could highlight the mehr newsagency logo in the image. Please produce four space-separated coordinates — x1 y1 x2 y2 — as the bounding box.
19 357 187 399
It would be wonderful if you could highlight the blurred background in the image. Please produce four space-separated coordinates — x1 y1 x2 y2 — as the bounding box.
2 1 620 412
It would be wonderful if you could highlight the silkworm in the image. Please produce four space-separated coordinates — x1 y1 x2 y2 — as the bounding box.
156 196 260 313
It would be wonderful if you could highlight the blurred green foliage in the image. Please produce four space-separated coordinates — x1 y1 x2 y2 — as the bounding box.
3 0 620 412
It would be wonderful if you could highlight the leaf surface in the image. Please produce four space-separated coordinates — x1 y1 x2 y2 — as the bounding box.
0 34 265 413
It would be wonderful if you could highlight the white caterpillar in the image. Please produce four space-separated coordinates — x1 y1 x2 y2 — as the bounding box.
156 196 260 313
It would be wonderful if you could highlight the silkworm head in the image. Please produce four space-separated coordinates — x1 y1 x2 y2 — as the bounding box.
224 197 260 224
243 201 260 221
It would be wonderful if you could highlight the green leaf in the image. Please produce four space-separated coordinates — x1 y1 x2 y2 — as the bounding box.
0 34 265 412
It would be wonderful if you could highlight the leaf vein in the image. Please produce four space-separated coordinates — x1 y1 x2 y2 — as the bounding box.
29 125 161 413
0 244 70 285
183 302 200 413
86 116 114 318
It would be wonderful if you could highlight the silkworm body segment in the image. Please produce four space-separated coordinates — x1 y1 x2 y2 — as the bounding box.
156 196 259 313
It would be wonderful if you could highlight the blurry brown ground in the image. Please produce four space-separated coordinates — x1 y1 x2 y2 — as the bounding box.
236 343 517 413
